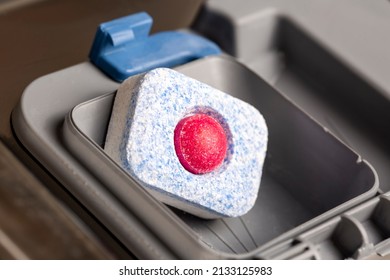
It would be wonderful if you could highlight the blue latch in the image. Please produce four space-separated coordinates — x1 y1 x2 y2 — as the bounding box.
89 12 221 82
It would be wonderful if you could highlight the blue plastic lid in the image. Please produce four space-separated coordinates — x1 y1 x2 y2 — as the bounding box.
89 12 221 82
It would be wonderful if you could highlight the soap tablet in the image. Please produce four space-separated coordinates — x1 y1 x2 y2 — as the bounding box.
104 68 268 218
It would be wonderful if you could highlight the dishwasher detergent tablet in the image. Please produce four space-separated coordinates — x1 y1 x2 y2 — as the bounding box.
104 68 268 218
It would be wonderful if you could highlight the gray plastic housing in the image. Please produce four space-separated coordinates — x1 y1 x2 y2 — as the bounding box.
64 56 378 256
66 56 379 256
12 54 378 258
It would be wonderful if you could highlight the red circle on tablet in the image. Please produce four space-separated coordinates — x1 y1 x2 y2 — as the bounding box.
174 114 228 174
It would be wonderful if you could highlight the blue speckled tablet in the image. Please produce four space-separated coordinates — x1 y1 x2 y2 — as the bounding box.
104 68 268 218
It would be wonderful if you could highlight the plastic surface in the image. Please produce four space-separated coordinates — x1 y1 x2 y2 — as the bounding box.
258 194 390 260
89 12 221 82
63 56 377 257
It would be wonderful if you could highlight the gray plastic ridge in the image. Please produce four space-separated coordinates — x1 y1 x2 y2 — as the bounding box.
259 195 390 259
